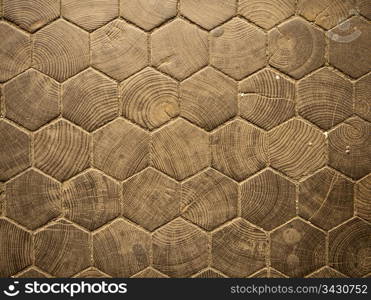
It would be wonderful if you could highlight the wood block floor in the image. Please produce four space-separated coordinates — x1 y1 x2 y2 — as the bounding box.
0 0 370 278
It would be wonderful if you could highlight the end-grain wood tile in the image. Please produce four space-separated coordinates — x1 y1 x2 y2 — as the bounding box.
211 120 268 182
210 18 266 80
239 69 295 130
328 117 371 180
74 268 109 278
151 19 208 80
122 168 180 231
180 67 237 131
61 0 118 32
120 68 179 130
35 220 90 277
0 219 32 277
6 170 61 230
241 169 296 231
328 17 371 79
120 0 177 31
131 268 168 278
34 120 91 182
355 175 371 223
0 22 31 83
307 267 347 278
268 18 326 79
63 170 121 231
299 168 354 231
212 218 268 277
15 268 51 278
93 219 151 277
151 119 210 181
62 69 118 132
329 218 371 277
0 120 30 181
270 219 326 277
180 0 236 30
153 218 208 277
33 20 89 82
91 20 148 81
4 69 59 131
3 0 59 32
355 73 371 122
269 119 327 180
239 0 296 30
93 119 150 180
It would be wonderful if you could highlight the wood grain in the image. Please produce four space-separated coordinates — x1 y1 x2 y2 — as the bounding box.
307 267 347 278
210 18 266 80
74 268 109 278
270 219 326 277
239 69 295 130
250 268 287 278
4 69 59 130
211 120 268 181
34 120 91 181
358 0 371 19
62 69 118 132
121 68 179 130
355 175 371 223
241 169 296 231
6 170 61 230
122 168 180 231
15 268 50 278
355 73 371 122
153 218 208 277
151 119 210 180
180 67 237 131
93 119 150 180
193 269 226 278
131 268 168 278
268 17 325 79
212 218 267 277
151 19 208 80
63 170 121 231
93 219 151 277
91 20 148 81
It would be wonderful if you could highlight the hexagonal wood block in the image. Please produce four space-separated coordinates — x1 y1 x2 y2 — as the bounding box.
153 218 208 277
63 170 121 231
34 120 91 181
33 20 89 82
180 67 237 131
180 0 236 30
120 68 179 130
6 170 61 230
307 267 347 278
62 69 118 132
93 219 151 277
91 20 148 81
355 73 371 121
121 0 177 31
239 0 296 29
328 17 371 78
329 218 371 277
122 168 180 231
241 169 296 231
131 268 168 278
299 168 354 230
74 268 109 278
298 68 353 130
239 69 295 130
61 0 118 32
181 169 238 230
35 220 90 277
4 69 59 130
210 18 266 80
355 175 371 222
298 0 356 30
15 268 51 278
211 120 268 181
193 269 226 278
0 219 32 277
268 18 325 79
4 0 59 32
328 117 370 179
151 119 210 180
212 219 268 277
0 121 30 181
269 119 326 180
0 22 31 83
93 119 150 180
151 19 208 80
271 219 326 277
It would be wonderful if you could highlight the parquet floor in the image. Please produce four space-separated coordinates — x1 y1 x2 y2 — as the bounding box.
0 0 370 278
